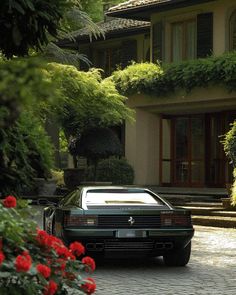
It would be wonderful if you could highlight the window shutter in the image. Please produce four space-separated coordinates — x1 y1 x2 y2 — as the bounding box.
197 13 213 58
152 22 163 63
121 39 137 68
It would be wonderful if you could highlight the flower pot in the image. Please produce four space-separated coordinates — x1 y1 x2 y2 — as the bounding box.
63 168 85 190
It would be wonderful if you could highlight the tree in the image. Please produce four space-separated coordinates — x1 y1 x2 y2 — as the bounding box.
47 63 133 167
0 0 75 58
69 128 122 177
80 0 127 22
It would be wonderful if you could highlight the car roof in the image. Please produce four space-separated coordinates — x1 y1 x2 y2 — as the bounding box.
80 186 149 192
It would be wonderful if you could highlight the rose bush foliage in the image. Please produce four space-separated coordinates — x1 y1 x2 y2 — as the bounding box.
0 196 96 295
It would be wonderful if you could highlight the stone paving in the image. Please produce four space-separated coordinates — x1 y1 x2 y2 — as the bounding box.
93 226 236 295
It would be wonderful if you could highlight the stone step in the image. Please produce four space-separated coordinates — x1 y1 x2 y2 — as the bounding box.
159 195 223 206
192 215 236 228
178 206 236 217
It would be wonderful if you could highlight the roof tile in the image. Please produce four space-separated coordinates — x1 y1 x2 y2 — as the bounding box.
108 0 171 12
74 18 150 39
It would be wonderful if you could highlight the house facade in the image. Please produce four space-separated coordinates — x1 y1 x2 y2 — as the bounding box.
59 17 150 76
106 0 236 188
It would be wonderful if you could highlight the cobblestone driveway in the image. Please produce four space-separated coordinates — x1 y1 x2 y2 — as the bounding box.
93 226 236 295
34 208 236 294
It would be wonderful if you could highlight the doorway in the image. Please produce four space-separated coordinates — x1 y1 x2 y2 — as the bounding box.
173 116 205 186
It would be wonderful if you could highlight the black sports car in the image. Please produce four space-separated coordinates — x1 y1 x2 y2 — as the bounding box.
43 186 194 266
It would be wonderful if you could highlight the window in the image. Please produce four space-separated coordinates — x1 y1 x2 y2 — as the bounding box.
84 189 164 207
171 20 196 62
97 47 122 76
230 10 236 50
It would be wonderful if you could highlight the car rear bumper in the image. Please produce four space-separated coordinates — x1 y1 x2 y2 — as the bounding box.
62 228 194 256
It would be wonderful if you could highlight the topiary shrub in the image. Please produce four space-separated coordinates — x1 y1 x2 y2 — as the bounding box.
95 158 134 185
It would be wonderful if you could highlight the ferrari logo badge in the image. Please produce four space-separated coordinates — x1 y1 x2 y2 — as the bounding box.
128 216 135 226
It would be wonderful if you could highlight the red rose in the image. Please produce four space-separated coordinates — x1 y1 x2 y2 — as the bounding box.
82 256 96 272
36 229 65 252
37 264 51 278
55 258 66 271
15 251 32 272
81 278 96 294
0 251 5 266
3 195 17 208
69 242 85 257
44 280 58 295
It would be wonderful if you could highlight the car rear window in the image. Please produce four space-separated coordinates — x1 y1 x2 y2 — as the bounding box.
84 189 164 206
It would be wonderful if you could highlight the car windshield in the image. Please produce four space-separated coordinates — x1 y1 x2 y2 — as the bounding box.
84 189 164 207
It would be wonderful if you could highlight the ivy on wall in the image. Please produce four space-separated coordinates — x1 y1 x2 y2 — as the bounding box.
110 52 236 97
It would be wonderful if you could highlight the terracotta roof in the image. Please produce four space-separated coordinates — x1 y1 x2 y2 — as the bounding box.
108 0 171 12
74 17 150 39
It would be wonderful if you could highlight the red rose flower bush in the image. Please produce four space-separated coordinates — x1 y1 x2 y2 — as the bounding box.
0 196 96 294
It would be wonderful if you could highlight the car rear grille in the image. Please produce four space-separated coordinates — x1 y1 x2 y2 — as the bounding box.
104 240 154 251
98 215 161 228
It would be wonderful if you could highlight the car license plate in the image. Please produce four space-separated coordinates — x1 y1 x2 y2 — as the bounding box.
116 230 146 238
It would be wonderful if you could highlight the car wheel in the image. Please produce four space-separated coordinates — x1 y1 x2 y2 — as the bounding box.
163 242 191 267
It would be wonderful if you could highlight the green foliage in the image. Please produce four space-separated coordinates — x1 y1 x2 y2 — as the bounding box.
231 169 236 206
80 0 127 22
0 58 57 129
69 127 122 172
111 52 236 97
111 62 164 96
0 0 79 58
69 128 122 160
0 112 54 196
51 170 65 187
0 58 58 196
48 63 134 138
95 157 134 185
222 121 236 168
0 197 95 294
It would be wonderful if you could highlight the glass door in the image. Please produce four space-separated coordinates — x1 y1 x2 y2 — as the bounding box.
173 116 205 186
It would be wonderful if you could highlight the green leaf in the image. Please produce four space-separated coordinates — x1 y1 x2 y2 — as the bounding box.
11 1 25 14
0 271 11 278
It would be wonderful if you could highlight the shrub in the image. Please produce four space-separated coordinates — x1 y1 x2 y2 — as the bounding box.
0 196 96 295
110 52 236 97
51 170 65 187
96 158 134 185
231 169 236 206
0 112 54 196
222 121 236 168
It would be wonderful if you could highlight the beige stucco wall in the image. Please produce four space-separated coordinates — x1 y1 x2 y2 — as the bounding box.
125 109 160 185
126 86 236 115
125 86 236 185
150 0 236 62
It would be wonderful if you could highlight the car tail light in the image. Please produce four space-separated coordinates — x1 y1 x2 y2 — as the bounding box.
161 212 191 227
64 214 98 227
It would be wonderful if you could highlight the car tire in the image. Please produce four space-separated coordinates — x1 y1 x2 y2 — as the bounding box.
163 242 191 267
